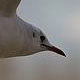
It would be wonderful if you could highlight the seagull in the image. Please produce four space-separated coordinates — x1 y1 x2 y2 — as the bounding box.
0 0 66 58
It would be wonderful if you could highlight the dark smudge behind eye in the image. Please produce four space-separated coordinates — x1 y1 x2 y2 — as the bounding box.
33 32 36 38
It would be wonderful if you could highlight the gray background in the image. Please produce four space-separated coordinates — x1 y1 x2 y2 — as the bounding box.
0 0 80 80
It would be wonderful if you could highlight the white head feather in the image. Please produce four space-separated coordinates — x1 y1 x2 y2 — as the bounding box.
0 0 66 58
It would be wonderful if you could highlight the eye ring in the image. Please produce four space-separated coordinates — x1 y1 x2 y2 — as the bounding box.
40 36 45 42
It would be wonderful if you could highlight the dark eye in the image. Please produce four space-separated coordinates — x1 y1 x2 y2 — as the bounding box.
40 36 45 42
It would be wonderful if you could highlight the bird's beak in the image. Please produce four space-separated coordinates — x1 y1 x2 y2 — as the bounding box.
41 44 66 57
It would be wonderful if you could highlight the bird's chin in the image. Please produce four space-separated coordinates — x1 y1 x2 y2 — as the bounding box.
41 44 66 57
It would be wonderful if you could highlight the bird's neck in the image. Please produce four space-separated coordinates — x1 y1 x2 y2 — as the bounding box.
0 0 20 17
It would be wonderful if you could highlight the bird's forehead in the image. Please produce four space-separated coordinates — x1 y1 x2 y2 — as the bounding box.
32 26 41 34
31 25 46 37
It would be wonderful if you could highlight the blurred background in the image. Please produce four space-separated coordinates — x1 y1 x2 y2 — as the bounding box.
0 0 80 80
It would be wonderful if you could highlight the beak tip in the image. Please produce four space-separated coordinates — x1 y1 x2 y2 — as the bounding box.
62 53 66 57
59 51 66 57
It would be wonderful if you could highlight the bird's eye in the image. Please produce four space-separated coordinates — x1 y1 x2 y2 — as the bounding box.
40 36 45 42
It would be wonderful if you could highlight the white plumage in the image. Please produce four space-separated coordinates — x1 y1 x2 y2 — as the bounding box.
0 0 66 58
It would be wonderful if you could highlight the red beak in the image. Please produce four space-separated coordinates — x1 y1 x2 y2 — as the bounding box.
42 44 66 57
48 46 66 57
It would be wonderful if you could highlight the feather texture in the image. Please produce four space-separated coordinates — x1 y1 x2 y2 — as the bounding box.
0 0 21 16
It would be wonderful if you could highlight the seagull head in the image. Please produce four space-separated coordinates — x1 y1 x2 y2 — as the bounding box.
31 28 66 57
